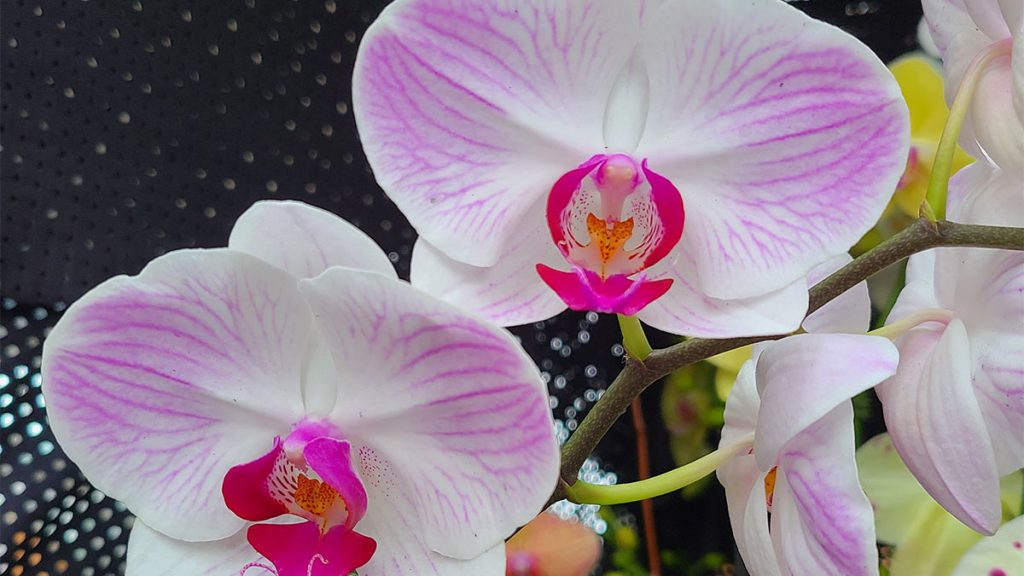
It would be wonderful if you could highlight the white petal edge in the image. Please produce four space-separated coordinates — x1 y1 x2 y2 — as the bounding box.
410 204 567 327
753 334 898 470
878 320 1003 534
127 519 266 576
229 200 397 280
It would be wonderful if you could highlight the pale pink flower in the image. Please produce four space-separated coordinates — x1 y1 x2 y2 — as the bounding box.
353 0 908 336
42 201 560 575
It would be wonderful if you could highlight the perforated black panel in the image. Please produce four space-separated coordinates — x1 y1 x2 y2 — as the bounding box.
2 1 921 574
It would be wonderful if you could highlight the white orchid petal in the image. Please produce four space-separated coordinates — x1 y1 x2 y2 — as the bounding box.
753 334 898 469
922 0 987 55
229 200 396 280
638 254 808 338
965 0 1014 38
42 250 309 541
953 514 1024 576
603 49 651 153
972 329 1024 475
717 456 783 576
299 269 558 559
410 210 566 327
947 161 1024 228
771 406 878 575
358 466 507 576
127 520 267 576
803 253 871 334
878 320 1003 534
353 0 641 267
637 0 908 299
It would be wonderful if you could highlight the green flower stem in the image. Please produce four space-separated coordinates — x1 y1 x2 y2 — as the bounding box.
925 39 1012 220
553 219 1024 500
868 308 954 340
617 314 652 361
565 433 754 505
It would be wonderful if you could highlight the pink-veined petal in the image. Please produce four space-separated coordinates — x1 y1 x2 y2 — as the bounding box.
303 437 369 529
752 334 898 470
637 252 808 338
353 0 641 267
877 320 1003 534
357 463 507 576
802 254 871 334
41 249 309 541
952 514 1024 576
972 329 1024 476
229 200 396 280
247 522 376 576
636 0 908 300
409 206 567 327
126 519 267 576
298 268 559 559
771 404 878 575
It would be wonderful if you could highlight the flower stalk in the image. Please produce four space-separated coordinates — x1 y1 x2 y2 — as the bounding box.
925 39 1012 219
618 314 653 361
565 434 754 505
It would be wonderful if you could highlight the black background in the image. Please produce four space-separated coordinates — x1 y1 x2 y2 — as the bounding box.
1 1 922 574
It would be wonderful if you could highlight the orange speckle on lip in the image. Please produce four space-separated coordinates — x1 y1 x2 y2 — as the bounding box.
586 213 634 275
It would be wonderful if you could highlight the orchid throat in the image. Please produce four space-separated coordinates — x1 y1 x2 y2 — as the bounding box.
537 153 685 316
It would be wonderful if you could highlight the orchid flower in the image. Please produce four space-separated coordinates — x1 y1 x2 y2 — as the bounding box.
922 0 1022 174
952 515 1024 576
716 334 899 575
41 200 560 575
856 433 1023 576
875 168 1024 535
504 512 602 576
353 0 908 336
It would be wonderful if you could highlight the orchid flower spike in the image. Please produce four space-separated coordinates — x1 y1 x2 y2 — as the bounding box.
875 163 1024 536
922 0 1022 174
353 0 909 337
41 201 560 575
717 334 899 576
